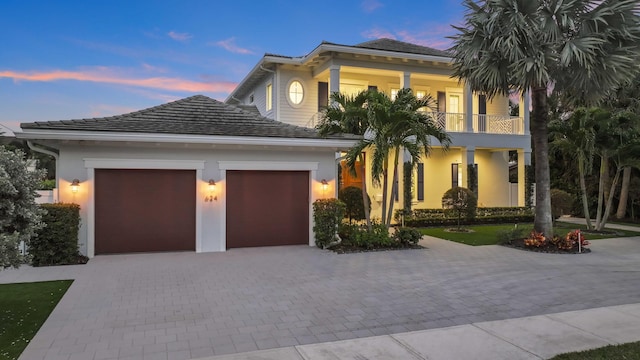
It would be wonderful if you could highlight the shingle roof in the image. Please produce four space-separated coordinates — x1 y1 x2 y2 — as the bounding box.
21 95 355 140
354 38 450 57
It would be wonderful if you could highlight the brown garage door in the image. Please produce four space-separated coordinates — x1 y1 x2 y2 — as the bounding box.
95 169 196 254
226 170 309 248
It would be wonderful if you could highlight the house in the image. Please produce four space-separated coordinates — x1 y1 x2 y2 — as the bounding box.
226 38 532 214
17 38 531 257
17 96 358 257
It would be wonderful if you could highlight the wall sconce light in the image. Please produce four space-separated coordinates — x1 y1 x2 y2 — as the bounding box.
70 179 80 193
321 179 328 192
205 179 217 202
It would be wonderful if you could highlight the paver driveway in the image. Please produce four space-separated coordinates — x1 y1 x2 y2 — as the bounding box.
2 236 640 360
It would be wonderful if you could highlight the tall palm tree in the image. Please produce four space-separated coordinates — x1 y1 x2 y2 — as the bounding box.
604 75 640 219
450 0 640 238
317 91 372 231
593 110 640 230
550 108 599 229
347 88 451 227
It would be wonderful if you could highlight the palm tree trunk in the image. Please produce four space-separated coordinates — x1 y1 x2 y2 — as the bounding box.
595 154 608 229
598 167 622 231
578 159 593 230
530 87 553 239
386 148 400 228
381 158 389 225
359 154 372 232
615 166 631 219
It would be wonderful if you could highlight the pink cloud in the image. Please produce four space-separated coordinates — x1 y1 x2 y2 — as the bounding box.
141 63 167 73
361 24 457 50
361 28 397 40
212 37 254 55
168 31 192 42
0 67 237 93
361 0 383 12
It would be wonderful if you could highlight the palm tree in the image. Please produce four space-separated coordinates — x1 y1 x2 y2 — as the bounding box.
549 108 600 230
450 0 640 238
593 111 640 230
604 76 640 219
346 88 451 227
317 91 372 231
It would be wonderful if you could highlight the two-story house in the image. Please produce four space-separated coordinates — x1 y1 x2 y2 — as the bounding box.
16 38 531 257
226 38 532 216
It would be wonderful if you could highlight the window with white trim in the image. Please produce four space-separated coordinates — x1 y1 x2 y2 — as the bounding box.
266 83 272 111
288 80 304 105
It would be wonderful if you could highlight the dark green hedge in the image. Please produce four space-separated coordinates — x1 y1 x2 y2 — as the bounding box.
405 214 535 227
31 203 81 266
398 207 534 227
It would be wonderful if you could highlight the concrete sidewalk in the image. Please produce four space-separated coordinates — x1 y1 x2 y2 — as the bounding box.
197 303 640 360
558 217 640 232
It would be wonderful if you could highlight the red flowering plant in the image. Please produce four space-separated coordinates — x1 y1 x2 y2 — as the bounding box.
566 230 589 249
524 231 546 247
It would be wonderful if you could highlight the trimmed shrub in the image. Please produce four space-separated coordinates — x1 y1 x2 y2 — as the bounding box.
338 186 370 223
442 187 478 228
339 222 393 249
394 227 422 246
31 203 81 266
38 179 56 190
313 198 346 248
551 188 573 220
496 226 526 245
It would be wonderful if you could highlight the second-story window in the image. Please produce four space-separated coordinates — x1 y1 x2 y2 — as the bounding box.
288 80 304 105
266 83 273 111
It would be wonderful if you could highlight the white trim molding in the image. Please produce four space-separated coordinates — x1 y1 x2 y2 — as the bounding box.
84 158 206 258
218 161 318 171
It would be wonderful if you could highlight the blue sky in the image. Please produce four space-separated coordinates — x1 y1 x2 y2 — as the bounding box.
0 0 465 134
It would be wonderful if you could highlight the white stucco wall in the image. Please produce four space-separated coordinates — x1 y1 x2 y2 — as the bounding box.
55 143 338 257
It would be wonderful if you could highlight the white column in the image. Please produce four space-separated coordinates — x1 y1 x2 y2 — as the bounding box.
517 149 532 206
329 65 341 106
400 72 411 89
523 89 530 135
464 83 473 132
461 146 475 189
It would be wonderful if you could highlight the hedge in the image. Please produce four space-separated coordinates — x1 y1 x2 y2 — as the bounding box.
31 203 81 266
398 207 534 227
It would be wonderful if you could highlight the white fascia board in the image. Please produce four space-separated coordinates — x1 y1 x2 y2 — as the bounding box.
16 129 359 149
309 44 453 65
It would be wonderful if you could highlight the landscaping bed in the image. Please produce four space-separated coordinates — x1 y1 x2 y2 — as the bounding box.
502 237 591 254
328 243 424 254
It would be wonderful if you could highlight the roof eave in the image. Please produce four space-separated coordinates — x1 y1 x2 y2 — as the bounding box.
227 42 453 101
16 129 359 149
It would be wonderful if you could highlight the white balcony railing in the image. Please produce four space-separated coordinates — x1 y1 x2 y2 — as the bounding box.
306 111 524 135
433 112 524 135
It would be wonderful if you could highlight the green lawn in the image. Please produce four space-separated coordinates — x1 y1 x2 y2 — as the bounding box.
419 223 640 246
0 280 72 360
550 341 640 359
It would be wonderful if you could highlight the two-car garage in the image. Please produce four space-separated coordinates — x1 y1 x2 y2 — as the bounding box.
94 169 310 254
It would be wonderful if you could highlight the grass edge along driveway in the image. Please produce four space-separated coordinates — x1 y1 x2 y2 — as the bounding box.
0 280 73 360
550 340 640 359
419 223 640 246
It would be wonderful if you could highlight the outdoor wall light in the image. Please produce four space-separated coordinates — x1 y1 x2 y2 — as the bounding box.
70 179 80 193
321 179 328 192
205 179 217 202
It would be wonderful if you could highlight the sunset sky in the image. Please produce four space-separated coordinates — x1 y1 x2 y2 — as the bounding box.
1 0 465 134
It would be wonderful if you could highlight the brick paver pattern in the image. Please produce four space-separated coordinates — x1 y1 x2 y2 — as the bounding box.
2 236 640 360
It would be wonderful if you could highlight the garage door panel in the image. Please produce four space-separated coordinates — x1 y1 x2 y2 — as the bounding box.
95 169 196 254
227 170 309 248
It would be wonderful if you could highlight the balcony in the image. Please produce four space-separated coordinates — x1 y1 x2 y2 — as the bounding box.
306 112 525 135
434 113 525 135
